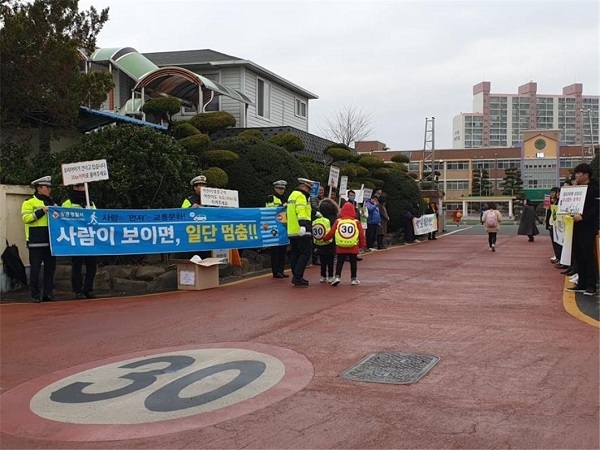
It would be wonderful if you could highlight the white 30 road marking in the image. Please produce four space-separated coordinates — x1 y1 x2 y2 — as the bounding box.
30 348 285 424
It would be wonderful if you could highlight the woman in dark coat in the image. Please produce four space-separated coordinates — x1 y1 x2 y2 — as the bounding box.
518 198 540 242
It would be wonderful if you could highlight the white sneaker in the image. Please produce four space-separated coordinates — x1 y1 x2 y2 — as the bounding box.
319 276 327 283
369 248 378 252
550 256 558 263
569 274 579 284
331 276 341 286
326 277 334 283
351 278 361 285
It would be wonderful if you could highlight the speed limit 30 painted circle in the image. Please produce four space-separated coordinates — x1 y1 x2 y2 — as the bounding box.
0 342 313 441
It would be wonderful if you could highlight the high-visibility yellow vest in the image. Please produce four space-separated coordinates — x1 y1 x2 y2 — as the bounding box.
21 196 51 246
265 194 283 208
286 190 311 237
335 218 359 247
312 217 332 245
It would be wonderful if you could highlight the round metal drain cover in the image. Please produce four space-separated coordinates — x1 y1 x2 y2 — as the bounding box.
341 352 440 385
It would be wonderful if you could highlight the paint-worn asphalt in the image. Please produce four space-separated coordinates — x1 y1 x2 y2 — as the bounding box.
1 229 598 449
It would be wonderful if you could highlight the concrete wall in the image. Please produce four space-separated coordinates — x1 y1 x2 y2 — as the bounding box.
1 184 32 293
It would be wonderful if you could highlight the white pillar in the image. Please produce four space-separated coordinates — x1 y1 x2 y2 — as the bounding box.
508 199 514 219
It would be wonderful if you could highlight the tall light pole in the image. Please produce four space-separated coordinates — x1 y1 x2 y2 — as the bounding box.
494 152 498 194
581 108 595 161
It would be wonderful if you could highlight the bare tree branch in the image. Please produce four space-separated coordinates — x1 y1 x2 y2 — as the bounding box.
319 105 375 147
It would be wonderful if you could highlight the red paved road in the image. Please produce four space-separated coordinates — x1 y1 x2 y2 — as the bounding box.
1 231 599 449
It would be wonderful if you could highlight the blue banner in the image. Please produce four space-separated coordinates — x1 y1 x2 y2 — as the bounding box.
48 207 288 256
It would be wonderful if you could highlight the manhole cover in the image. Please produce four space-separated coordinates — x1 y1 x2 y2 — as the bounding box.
341 352 440 385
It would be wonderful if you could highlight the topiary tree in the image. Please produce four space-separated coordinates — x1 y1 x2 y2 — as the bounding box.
199 149 240 167
391 154 410 164
173 122 201 139
376 170 423 233
189 111 236 134
237 129 265 140
325 146 354 163
268 132 304 153
212 135 307 207
142 97 182 127
55 125 195 209
358 155 386 171
177 133 211 166
202 167 229 188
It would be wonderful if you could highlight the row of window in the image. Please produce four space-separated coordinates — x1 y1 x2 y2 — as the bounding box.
255 78 307 120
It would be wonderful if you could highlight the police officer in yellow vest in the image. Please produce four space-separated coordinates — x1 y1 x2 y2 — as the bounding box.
21 176 57 303
266 180 289 279
286 178 314 287
62 183 97 299
182 175 207 208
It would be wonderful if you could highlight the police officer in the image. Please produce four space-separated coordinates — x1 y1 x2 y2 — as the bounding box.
286 178 314 287
181 175 211 259
182 175 207 208
62 183 97 299
266 180 289 279
21 176 57 303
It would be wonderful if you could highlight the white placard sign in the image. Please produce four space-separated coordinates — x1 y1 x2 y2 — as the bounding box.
557 185 588 215
339 176 348 196
328 165 340 188
362 188 373 201
61 159 109 185
201 187 239 208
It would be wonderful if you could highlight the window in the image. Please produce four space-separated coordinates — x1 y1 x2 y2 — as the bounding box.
256 78 271 119
295 99 307 118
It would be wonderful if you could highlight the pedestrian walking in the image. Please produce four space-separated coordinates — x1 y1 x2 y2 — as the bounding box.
266 180 289 279
481 202 502 251
21 176 57 303
518 198 540 242
322 201 366 286
62 183 98 299
287 178 315 287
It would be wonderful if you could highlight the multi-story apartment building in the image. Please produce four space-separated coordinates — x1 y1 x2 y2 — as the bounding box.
452 82 599 151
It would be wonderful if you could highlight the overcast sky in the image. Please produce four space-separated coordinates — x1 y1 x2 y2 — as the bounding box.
79 0 599 150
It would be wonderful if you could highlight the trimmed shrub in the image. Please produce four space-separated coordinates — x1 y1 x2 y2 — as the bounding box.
199 149 240 167
178 133 211 165
238 129 265 140
391 154 410 164
189 111 236 134
325 146 354 162
142 97 182 123
203 167 229 188
358 155 386 170
173 122 201 139
268 132 304 153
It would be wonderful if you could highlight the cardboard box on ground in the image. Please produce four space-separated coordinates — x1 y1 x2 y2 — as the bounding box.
174 251 229 291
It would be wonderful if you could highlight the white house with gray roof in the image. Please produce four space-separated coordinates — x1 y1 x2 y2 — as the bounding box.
143 49 318 131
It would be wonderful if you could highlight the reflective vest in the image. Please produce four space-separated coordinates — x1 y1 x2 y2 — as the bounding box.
286 190 311 237
335 218 360 247
312 217 332 246
182 194 201 208
21 195 52 247
265 194 283 208
62 199 96 209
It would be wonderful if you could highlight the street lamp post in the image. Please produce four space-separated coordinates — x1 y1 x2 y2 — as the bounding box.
494 152 498 194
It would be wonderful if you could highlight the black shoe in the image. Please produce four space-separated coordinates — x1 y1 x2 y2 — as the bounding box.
555 264 568 269
75 292 86 299
562 269 576 275
356 257 363 261
273 273 286 279
42 294 56 302
583 288 598 296
32 297 41 303
566 285 586 293
281 273 289 278
291 278 309 287
432 238 437 240
84 292 96 299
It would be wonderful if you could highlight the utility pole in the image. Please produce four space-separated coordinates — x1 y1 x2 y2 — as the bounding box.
421 117 435 185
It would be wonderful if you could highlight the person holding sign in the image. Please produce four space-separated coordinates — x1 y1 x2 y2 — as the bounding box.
182 175 207 208
62 183 98 299
566 164 599 296
21 176 57 303
322 201 366 286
